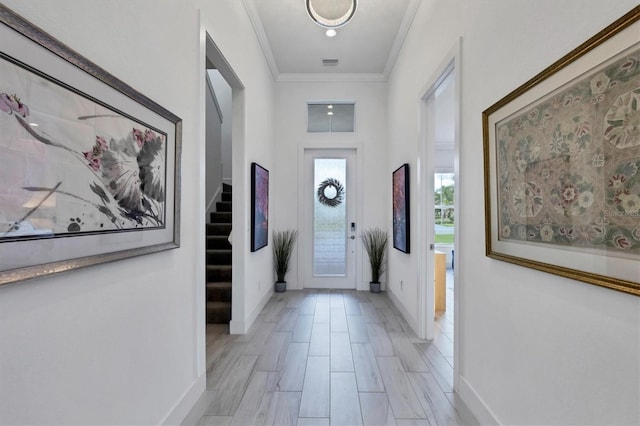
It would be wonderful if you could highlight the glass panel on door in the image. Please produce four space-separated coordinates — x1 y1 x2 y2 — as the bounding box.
313 158 347 276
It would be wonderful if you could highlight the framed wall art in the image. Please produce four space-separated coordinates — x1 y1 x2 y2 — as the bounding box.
393 163 410 253
251 162 269 252
0 5 182 287
483 6 640 296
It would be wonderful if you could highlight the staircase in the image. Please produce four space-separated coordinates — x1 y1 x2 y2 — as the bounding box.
206 183 232 323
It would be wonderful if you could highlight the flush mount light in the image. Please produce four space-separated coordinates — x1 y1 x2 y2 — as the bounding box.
306 0 357 29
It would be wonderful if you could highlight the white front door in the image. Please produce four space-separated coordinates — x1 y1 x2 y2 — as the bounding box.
303 149 357 289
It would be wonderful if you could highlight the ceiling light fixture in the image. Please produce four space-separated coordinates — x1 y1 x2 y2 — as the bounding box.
326 29 337 37
306 0 357 29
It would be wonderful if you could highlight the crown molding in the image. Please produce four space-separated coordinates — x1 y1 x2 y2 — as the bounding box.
383 0 421 79
242 0 280 80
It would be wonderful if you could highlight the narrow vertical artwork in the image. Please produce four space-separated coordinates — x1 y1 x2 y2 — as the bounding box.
251 162 269 252
393 163 410 253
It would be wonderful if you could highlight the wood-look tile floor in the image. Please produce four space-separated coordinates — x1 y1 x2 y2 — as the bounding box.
184 287 478 426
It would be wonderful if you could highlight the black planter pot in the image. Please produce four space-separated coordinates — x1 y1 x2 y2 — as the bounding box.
370 281 381 293
275 280 287 293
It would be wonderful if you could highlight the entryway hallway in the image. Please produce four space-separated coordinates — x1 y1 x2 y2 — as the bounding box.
184 290 478 425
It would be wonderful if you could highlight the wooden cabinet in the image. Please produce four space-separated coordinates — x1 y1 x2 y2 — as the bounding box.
434 251 446 312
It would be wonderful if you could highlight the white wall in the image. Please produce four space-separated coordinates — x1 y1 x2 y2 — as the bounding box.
0 0 275 424
273 81 388 289
387 0 640 425
205 73 223 215
208 70 233 185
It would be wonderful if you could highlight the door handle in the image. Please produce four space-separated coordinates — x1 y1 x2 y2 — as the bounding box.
350 235 356 240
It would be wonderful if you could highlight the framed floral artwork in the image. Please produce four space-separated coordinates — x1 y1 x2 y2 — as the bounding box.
483 6 640 296
0 5 182 286
393 163 410 253
251 162 269 252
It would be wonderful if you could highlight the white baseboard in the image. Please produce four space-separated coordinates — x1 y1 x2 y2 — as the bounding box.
230 287 273 334
458 375 501 425
161 374 206 425
386 288 420 337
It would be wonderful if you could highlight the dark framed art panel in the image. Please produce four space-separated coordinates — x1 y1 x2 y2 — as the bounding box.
251 162 269 252
393 163 410 253
482 6 640 296
0 5 182 287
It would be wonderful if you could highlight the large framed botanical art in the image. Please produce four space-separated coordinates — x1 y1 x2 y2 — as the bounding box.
251 162 269 252
482 6 640 296
393 163 410 253
0 5 182 286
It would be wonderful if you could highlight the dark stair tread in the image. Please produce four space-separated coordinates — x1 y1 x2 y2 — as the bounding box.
207 249 232 254
206 301 232 315
207 264 232 270
207 281 232 288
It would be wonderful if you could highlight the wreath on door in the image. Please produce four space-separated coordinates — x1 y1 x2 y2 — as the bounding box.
317 178 344 207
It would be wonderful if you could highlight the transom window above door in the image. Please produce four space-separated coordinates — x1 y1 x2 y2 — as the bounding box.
307 102 355 133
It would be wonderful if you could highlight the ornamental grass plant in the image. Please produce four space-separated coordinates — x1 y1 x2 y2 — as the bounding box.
361 227 388 283
273 229 299 282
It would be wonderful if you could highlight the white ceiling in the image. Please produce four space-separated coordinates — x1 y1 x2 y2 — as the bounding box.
243 0 421 81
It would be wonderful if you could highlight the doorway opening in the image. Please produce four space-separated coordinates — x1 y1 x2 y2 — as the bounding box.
418 40 461 391
202 31 245 390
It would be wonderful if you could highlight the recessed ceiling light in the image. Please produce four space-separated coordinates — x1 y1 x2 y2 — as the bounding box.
326 29 337 37
327 104 334 109
29 122 39 127
327 111 334 116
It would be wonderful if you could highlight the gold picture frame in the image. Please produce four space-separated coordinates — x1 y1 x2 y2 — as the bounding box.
482 6 640 296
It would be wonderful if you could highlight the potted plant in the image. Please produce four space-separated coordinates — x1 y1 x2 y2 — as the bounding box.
272 229 299 292
361 227 388 293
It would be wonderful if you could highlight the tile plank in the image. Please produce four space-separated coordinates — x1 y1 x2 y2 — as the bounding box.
414 341 454 392
347 314 370 343
352 343 385 392
360 303 383 323
343 293 363 315
309 322 330 356
256 331 291 372
205 355 258 416
299 356 330 417
366 322 394 356
376 357 425 419
299 295 317 315
408 372 463 426
314 301 330 323
297 418 329 426
292 314 314 342
359 393 397 426
265 392 301 426
331 306 349 332
378 307 404 333
330 373 363 426
277 307 300 332
197 416 233 426
274 343 309 391
331 332 354 371
230 371 274 426
388 332 429 373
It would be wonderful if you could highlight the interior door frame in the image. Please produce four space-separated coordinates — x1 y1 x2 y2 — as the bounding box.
297 142 364 290
417 38 462 391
